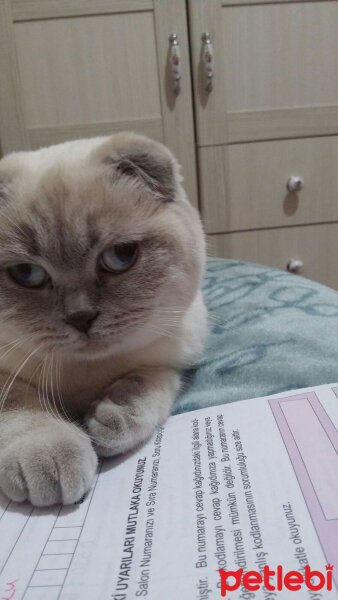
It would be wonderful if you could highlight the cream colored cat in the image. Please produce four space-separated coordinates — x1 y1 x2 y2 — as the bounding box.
0 132 207 506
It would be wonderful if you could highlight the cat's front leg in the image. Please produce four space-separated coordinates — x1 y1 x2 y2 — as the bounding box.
85 367 180 456
0 378 97 506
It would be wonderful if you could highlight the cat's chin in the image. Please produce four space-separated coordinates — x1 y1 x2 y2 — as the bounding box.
58 328 161 361
61 340 119 361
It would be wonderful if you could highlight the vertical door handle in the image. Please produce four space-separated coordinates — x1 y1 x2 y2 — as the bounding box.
169 34 181 95
202 32 214 92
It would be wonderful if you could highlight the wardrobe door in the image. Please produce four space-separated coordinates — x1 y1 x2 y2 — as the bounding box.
188 0 338 229
0 0 198 203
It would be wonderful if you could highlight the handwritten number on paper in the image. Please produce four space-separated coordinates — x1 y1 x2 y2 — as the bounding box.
1 579 18 600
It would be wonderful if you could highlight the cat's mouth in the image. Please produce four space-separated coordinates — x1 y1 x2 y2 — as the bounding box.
55 338 115 360
51 322 158 359
51 329 134 359
56 332 114 351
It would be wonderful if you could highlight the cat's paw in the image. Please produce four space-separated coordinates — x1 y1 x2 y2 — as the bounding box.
86 371 176 457
0 424 97 506
86 396 154 457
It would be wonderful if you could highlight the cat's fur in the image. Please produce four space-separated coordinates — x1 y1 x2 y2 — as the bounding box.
0 133 207 506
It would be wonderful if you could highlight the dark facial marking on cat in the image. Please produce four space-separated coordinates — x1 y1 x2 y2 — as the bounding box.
16 222 41 256
85 214 99 249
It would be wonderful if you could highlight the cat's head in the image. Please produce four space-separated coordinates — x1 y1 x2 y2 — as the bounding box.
0 133 205 358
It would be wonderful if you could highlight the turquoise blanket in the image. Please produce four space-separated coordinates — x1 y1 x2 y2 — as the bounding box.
174 258 338 414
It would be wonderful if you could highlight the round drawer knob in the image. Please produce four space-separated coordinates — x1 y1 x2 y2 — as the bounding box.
287 258 304 274
286 176 304 193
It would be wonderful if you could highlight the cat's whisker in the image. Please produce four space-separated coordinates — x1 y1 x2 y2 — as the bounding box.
38 355 52 421
0 334 35 364
140 324 183 343
36 356 44 414
0 339 27 365
44 354 63 426
152 316 183 327
152 307 187 312
48 353 97 446
203 312 245 334
151 310 185 319
54 354 76 428
24 356 44 404
48 352 70 426
46 353 74 433
53 353 66 420
0 209 30 240
39 355 51 420
0 336 36 408
42 354 62 427
0 343 42 415
44 353 56 420
0 338 23 352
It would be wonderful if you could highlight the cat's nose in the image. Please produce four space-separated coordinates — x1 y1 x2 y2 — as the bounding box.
65 310 99 334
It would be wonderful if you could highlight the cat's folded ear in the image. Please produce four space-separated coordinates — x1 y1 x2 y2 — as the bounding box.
0 154 21 207
0 181 6 205
92 132 181 202
0 176 11 207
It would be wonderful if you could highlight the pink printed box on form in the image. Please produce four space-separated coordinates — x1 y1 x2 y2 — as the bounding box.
269 391 338 589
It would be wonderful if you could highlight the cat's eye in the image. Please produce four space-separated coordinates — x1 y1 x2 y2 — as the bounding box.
100 242 139 273
6 263 49 288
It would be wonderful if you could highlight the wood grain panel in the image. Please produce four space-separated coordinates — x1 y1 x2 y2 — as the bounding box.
0 0 29 154
14 12 161 127
224 2 338 112
188 0 229 147
154 0 198 206
208 223 338 290
28 118 163 150
222 0 321 5
226 106 338 144
12 0 153 21
199 137 338 233
1 1 197 205
189 0 338 146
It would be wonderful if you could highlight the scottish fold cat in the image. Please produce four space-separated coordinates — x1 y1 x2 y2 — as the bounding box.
0 133 207 506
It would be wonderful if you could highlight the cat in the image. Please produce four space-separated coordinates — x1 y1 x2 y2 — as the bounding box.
0 132 207 506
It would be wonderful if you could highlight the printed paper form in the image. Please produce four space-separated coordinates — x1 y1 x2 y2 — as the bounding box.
0 472 100 600
0 382 337 600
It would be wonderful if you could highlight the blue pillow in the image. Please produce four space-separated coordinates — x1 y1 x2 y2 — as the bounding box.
174 258 338 414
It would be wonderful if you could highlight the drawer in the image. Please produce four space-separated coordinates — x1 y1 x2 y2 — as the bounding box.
199 136 338 234
208 223 338 290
